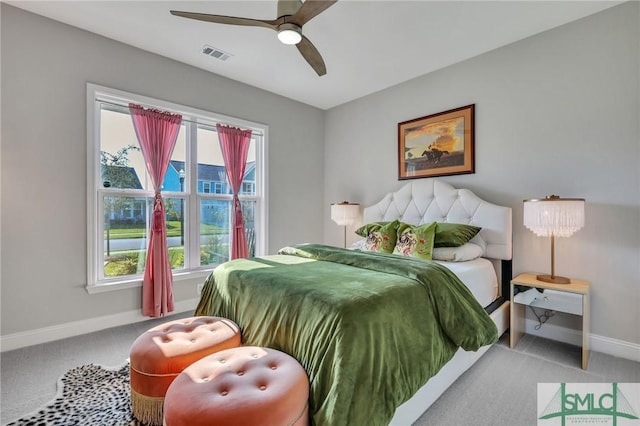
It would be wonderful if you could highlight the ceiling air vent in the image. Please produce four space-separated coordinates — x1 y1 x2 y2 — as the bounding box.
202 45 233 61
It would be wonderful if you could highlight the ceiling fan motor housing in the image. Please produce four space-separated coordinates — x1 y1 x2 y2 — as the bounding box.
277 0 303 17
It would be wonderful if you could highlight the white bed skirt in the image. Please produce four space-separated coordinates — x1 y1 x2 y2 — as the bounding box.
390 301 510 425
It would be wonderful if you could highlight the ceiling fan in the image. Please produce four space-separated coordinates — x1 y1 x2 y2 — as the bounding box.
170 0 337 76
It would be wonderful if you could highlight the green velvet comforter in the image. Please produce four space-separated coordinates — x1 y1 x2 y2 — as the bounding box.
195 244 498 425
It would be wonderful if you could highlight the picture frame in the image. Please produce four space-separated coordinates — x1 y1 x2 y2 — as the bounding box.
398 104 475 180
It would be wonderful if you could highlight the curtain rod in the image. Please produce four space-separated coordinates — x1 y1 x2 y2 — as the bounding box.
96 99 264 136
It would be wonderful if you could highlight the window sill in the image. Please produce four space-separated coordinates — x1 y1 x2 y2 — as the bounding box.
85 268 213 294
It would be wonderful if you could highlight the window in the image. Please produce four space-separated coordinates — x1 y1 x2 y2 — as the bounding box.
242 182 255 195
87 84 267 291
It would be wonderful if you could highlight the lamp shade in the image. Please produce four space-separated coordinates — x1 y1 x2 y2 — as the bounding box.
331 202 360 226
523 196 585 237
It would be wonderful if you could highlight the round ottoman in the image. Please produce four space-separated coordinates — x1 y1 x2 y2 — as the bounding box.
129 316 241 426
163 346 310 426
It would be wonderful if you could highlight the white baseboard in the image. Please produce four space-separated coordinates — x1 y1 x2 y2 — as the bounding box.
0 299 200 352
524 318 640 363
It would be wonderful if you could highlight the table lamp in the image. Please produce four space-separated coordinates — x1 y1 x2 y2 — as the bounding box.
331 201 360 248
523 195 585 284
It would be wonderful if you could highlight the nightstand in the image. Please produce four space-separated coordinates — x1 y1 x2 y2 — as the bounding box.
510 273 591 370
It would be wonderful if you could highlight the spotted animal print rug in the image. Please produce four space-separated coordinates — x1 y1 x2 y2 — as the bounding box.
6 363 139 426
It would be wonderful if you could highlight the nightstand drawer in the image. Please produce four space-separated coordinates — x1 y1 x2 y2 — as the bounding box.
510 273 591 370
513 287 583 315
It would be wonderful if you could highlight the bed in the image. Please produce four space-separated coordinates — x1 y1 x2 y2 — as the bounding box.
195 179 512 426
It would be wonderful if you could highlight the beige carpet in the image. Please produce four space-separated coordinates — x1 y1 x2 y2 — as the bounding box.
414 335 640 426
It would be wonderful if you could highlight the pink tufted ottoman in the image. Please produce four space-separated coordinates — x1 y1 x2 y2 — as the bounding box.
163 346 310 426
129 316 241 426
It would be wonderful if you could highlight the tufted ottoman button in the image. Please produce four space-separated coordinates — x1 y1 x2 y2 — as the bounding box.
164 346 310 426
129 316 241 426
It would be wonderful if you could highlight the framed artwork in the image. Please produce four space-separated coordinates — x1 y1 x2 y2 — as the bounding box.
398 104 475 180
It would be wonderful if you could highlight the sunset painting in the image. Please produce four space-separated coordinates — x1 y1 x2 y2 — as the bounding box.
398 105 475 180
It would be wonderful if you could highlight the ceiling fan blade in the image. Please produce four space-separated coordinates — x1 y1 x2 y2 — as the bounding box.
170 10 279 31
289 0 338 26
296 35 327 76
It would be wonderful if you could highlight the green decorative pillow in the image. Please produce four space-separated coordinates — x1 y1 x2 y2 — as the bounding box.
393 222 437 260
355 220 399 253
434 223 481 248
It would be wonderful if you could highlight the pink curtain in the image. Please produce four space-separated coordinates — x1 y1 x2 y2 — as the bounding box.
129 103 182 317
216 124 252 260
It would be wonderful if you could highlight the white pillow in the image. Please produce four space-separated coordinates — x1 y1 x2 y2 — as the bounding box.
432 243 483 262
350 239 367 250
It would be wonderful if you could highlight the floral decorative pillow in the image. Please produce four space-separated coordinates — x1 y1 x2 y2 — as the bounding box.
434 223 482 247
393 222 437 260
354 220 399 253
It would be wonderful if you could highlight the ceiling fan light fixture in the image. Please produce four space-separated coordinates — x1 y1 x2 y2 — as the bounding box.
277 23 302 45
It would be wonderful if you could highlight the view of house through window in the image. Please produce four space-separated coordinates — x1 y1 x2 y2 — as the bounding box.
89 85 265 288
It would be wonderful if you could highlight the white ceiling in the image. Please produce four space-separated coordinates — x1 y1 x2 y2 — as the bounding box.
6 1 621 110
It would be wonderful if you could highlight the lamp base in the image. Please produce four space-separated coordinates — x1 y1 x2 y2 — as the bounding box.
536 274 571 284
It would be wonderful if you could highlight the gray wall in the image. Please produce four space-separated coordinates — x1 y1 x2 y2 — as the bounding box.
1 4 325 336
324 2 639 345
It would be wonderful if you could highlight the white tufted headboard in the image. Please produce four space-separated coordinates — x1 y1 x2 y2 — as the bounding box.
363 179 512 261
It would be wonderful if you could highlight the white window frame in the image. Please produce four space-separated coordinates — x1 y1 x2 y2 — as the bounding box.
86 83 268 293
